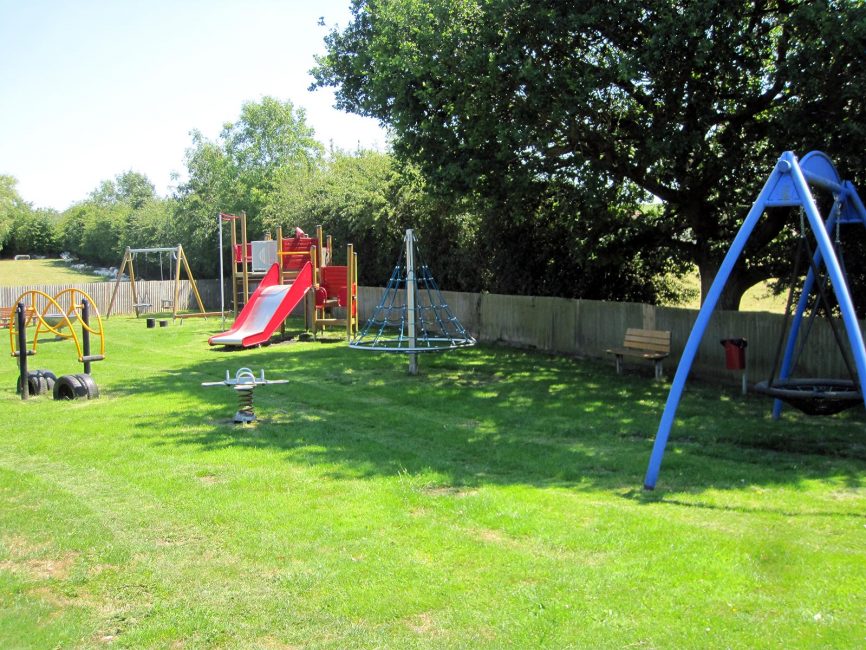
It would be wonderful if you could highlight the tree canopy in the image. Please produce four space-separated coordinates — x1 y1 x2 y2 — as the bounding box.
312 0 866 308
174 96 325 276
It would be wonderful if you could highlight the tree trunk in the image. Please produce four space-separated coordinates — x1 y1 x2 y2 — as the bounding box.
698 260 750 311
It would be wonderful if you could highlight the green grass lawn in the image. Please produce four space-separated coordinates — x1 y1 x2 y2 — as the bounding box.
1 317 864 648
664 268 788 313
0 259 106 286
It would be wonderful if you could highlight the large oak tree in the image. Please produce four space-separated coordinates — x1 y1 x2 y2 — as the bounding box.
312 0 866 308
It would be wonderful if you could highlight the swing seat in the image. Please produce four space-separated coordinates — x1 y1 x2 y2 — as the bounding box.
754 378 862 416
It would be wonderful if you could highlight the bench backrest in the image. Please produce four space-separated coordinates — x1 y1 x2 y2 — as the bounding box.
623 328 670 353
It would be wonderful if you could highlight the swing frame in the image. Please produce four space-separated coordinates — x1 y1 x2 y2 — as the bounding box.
106 245 207 318
644 150 866 490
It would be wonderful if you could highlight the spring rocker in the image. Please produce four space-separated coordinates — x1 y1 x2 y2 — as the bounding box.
644 151 866 490
9 288 106 400
350 229 475 374
201 367 288 423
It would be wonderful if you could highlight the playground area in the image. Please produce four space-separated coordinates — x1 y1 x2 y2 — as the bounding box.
2 152 866 646
0 315 864 648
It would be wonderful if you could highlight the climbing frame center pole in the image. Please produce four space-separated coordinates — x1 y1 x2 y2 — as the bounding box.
405 230 417 375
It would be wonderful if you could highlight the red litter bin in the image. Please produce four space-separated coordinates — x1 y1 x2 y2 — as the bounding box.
720 338 747 370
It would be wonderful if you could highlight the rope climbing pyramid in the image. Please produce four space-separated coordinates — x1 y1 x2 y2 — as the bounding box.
349 229 475 373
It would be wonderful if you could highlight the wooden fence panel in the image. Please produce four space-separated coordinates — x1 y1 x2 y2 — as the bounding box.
0 279 224 317
5 280 862 383
357 285 864 383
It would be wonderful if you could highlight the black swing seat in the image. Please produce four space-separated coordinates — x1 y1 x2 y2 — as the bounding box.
753 378 863 416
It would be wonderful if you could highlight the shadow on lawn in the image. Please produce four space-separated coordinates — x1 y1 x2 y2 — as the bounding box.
110 338 866 495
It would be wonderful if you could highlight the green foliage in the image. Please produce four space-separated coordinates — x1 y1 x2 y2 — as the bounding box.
267 149 481 290
88 170 156 209
269 149 401 283
0 176 62 256
312 0 866 308
0 175 26 254
175 97 326 278
58 172 175 271
5 209 60 257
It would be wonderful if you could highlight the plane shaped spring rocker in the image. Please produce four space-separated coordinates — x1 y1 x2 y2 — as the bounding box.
644 151 866 490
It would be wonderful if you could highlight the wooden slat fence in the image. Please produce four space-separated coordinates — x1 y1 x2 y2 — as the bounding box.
0 279 225 317
4 278 862 384
357 287 866 383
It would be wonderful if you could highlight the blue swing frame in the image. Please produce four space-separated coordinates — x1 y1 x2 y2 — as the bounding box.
644 151 866 490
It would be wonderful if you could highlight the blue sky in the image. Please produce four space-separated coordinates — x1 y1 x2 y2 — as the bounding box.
0 0 388 211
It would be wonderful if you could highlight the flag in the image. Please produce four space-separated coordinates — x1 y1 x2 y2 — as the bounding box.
220 212 240 221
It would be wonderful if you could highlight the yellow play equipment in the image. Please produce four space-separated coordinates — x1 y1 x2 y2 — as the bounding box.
8 288 105 400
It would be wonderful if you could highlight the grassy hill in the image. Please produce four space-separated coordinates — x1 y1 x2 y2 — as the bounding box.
0 258 107 286
664 268 787 314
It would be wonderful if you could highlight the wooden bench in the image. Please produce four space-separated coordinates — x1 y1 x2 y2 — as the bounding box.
606 328 671 380
0 306 36 328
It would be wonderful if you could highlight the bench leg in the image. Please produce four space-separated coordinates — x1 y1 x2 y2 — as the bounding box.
615 355 623 375
654 360 663 381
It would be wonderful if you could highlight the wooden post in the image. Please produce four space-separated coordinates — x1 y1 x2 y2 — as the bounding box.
177 245 206 316
127 253 140 316
346 243 355 340
277 225 284 286
106 247 132 318
231 213 239 316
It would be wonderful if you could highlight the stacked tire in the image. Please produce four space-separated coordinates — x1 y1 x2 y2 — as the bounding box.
52 374 99 400
16 369 57 396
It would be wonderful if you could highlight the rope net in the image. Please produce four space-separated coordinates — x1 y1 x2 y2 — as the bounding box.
350 234 475 353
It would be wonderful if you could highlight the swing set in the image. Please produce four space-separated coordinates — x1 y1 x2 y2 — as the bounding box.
106 245 206 318
645 150 866 490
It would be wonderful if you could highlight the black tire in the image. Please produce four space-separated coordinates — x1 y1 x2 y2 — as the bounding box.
53 374 88 400
74 373 99 399
35 369 57 392
17 371 48 396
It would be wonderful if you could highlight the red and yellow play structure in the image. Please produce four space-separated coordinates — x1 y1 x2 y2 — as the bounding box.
211 212 358 347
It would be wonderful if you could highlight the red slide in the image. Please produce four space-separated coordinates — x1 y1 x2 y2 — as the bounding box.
208 262 312 348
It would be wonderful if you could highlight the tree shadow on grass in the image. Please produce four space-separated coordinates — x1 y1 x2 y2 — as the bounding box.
106 335 866 497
